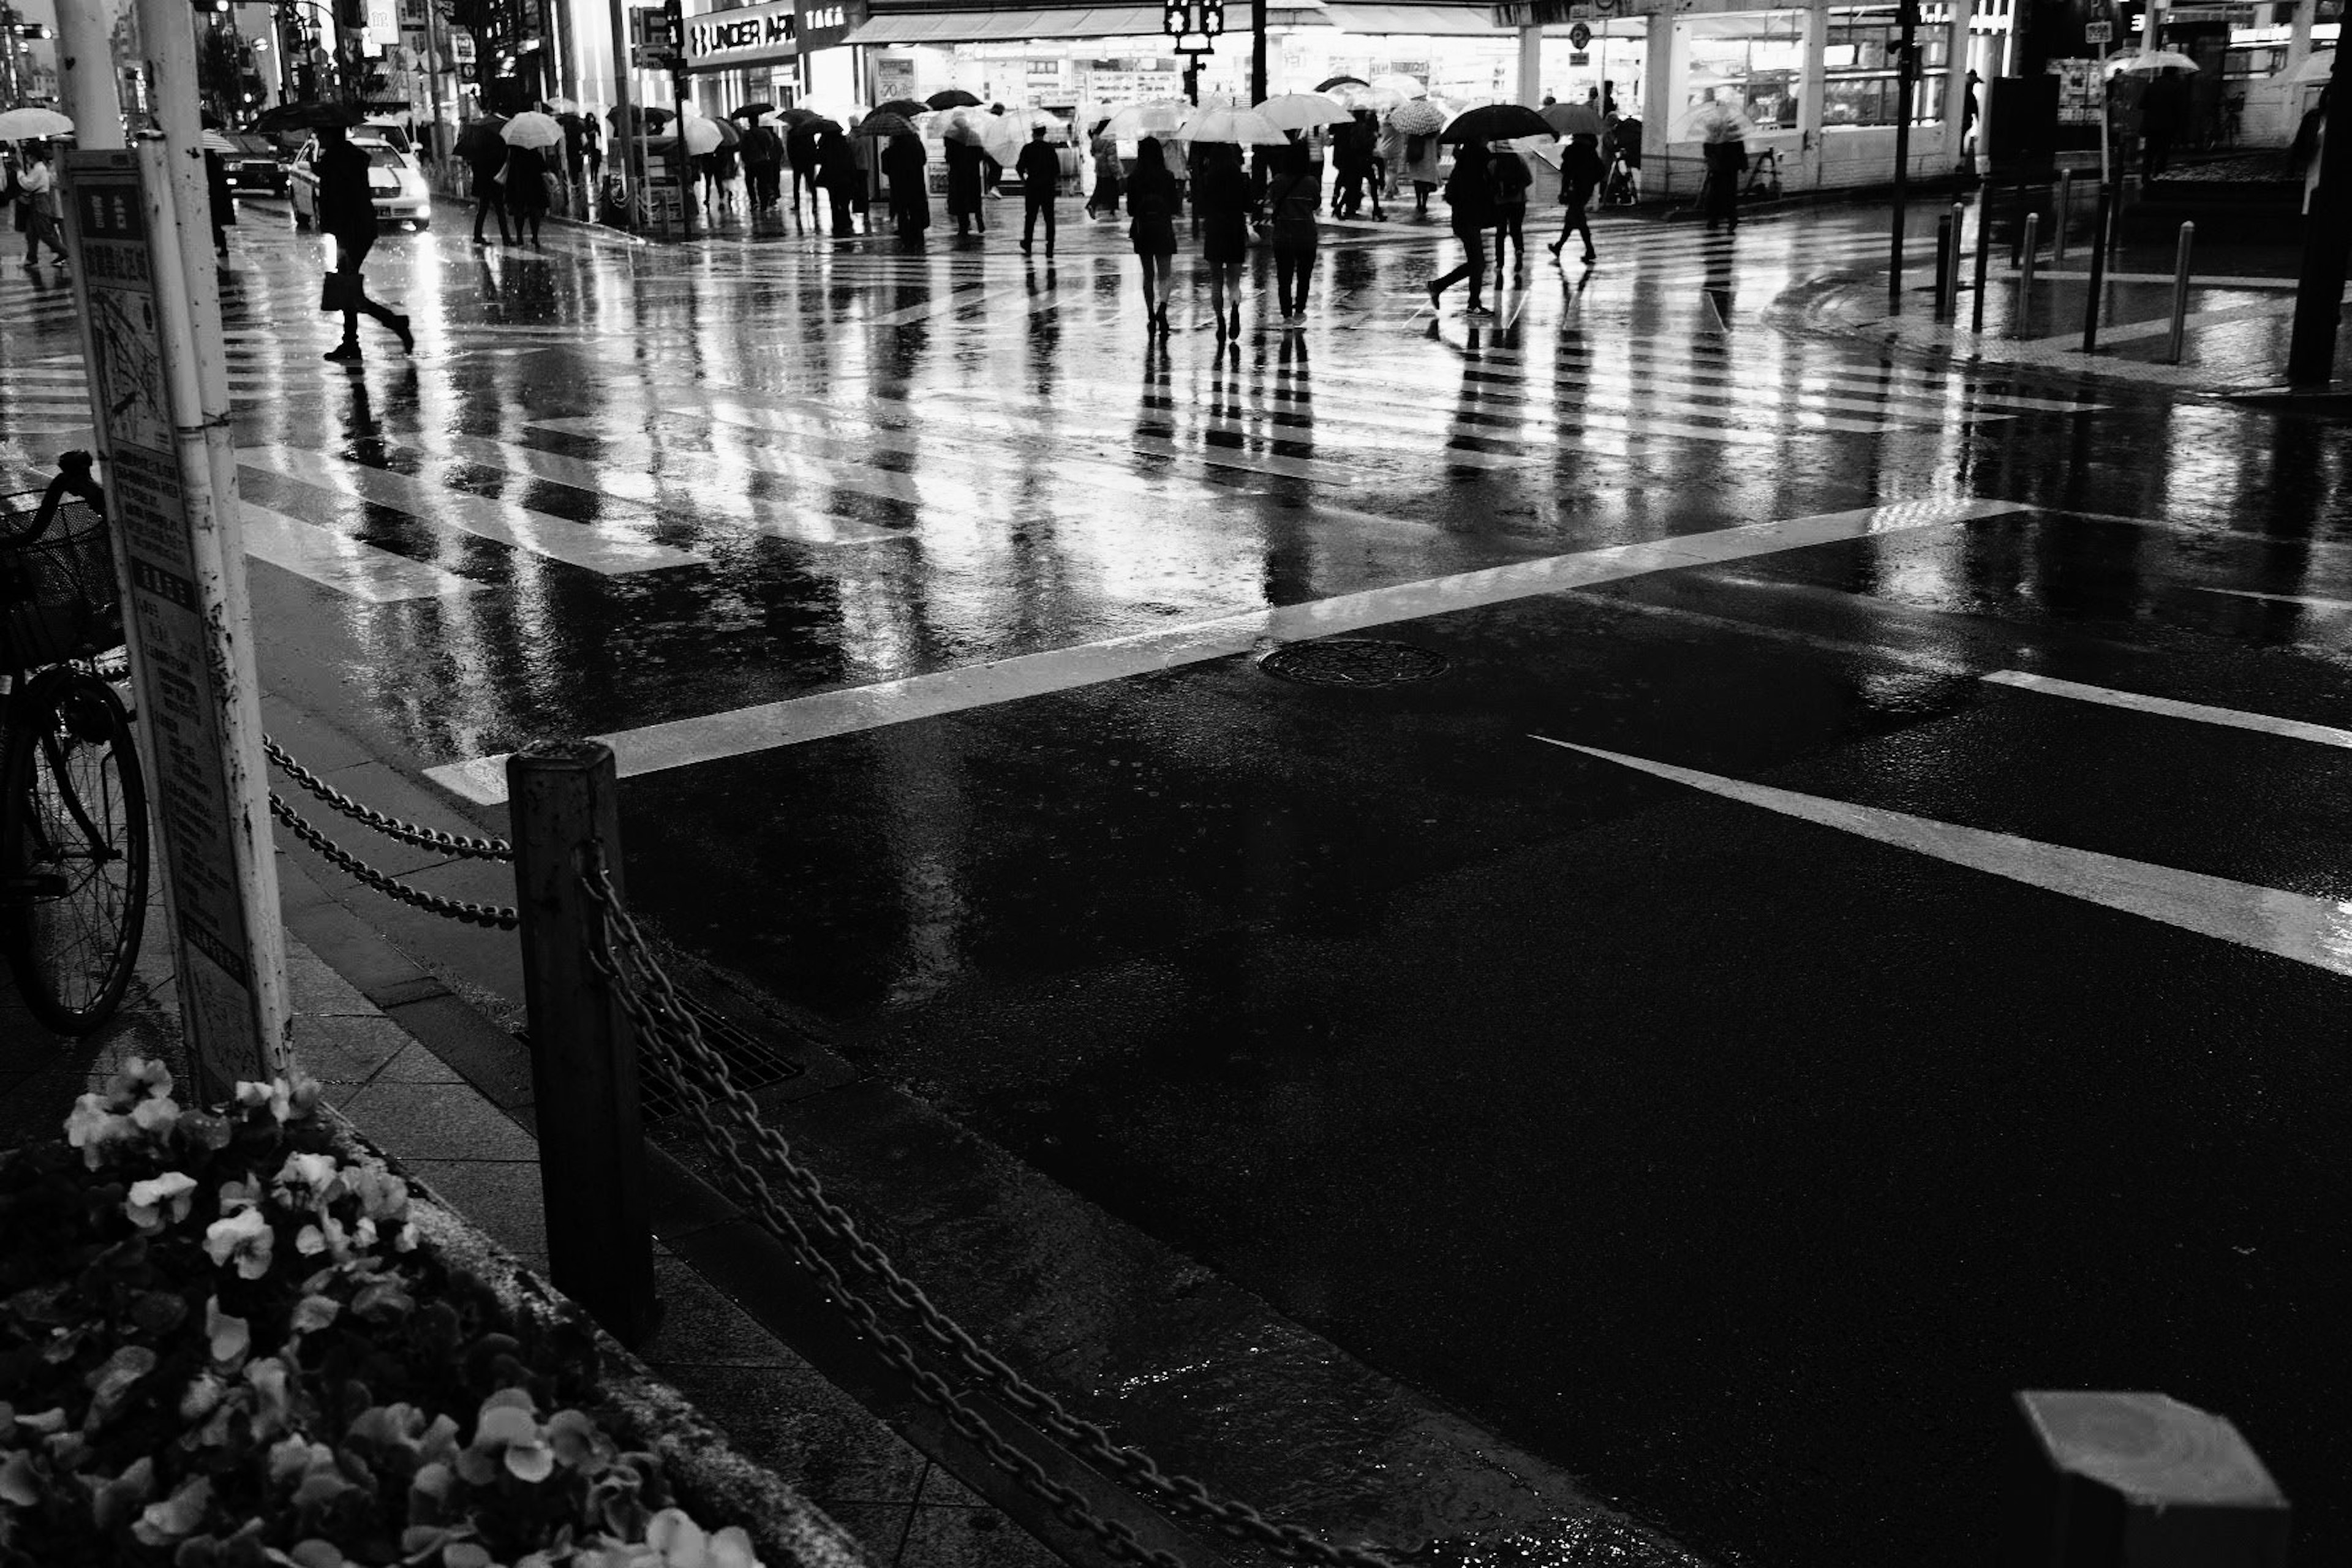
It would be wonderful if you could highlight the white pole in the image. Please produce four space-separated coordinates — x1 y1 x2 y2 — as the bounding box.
51 0 124 149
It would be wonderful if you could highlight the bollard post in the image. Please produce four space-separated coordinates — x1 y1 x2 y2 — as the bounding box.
2005 1392 2290 1566
1972 196 1993 333
2054 170 2072 265
2166 220 2195 365
1934 212 1954 316
2013 213 2039 339
2010 178 2028 268
509 741 660 1347
2082 183 2112 353
1947 202 1967 318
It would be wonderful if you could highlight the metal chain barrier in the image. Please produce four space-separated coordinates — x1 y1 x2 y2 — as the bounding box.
264 734 514 863
578 853 1395 1568
268 794 519 930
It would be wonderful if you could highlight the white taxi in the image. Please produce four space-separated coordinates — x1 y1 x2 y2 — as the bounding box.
287 129 433 232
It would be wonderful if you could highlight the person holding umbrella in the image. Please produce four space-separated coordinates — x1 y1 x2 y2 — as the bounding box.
14 141 67 268
460 116 513 246
1016 123 1061 257
786 117 822 222
1488 138 1532 282
1550 131 1604 265
1264 138 1322 324
945 129 987 238
315 124 412 363
741 116 783 211
1086 120 1123 218
1425 140 1494 317
1193 140 1254 339
1128 135 1180 334
883 130 929 239
500 111 563 247
817 127 861 233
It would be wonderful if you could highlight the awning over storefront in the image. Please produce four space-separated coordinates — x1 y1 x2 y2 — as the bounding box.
848 1 1328 43
1323 2 1499 33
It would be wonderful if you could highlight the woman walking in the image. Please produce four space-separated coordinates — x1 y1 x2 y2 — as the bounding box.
817 129 861 233
883 130 930 239
13 144 67 266
505 139 552 247
1128 135 1179 334
1548 131 1604 264
1264 140 1321 325
1425 141 1494 317
1488 140 1531 284
1086 124 1123 217
467 129 513 246
1403 128 1441 219
1193 143 1253 339
945 135 987 238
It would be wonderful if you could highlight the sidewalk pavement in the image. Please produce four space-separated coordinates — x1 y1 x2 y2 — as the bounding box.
0 881 1062 1568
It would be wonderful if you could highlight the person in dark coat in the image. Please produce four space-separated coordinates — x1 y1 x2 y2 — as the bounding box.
944 135 987 236
505 140 551 246
741 123 783 211
883 131 929 238
786 121 822 221
1128 135 1178 334
1193 141 1253 338
817 129 860 233
467 124 512 245
1264 138 1321 323
1425 141 1494 315
205 147 235 257
1488 141 1531 284
1702 132 1746 230
315 126 412 362
1549 131 1603 264
2142 66 2191 179
1015 124 1060 257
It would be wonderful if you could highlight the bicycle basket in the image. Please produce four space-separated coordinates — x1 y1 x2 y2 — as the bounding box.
0 496 124 668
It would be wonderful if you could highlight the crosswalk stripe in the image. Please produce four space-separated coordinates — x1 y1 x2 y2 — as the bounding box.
1981 671 2352 750
238 445 710 576
240 502 483 601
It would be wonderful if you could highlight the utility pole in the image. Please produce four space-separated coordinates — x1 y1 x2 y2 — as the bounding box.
1250 0 1265 104
1889 0 1920 311
52 0 124 141
2286 45 2351 383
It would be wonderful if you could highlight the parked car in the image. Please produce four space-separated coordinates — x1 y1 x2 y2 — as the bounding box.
222 132 289 197
287 129 432 232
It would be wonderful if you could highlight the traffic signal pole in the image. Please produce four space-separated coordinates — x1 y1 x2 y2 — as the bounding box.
2286 44 2351 383
1889 0 1919 311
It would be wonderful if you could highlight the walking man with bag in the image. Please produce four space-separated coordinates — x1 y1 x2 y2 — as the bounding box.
317 125 412 363
1016 124 1060 257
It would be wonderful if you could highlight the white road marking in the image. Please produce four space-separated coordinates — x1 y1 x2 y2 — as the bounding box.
238 445 710 576
241 503 482 601
2193 587 2352 612
424 496 2023 804
1534 736 2352 979
1982 671 2352 750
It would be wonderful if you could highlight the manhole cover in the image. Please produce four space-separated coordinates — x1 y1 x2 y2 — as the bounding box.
1258 639 1450 687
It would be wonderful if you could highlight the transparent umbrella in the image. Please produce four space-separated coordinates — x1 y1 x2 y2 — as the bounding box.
1670 99 1758 142
0 107 75 140
1177 105 1292 146
982 108 1066 164
2284 48 2337 83
1541 102 1605 137
1254 92 1352 132
1103 99 1191 139
2103 48 2199 76
681 114 724 154
500 110 565 149
1369 73 1426 100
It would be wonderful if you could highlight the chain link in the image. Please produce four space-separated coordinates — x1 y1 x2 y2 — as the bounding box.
263 734 514 863
578 855 1393 1568
270 794 520 930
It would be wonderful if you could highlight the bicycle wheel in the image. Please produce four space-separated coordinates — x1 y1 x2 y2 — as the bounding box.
1 671 149 1034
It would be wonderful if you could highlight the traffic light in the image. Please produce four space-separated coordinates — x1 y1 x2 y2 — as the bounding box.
337 0 366 29
1199 0 1223 33
660 0 683 50
1161 0 1186 37
191 0 228 13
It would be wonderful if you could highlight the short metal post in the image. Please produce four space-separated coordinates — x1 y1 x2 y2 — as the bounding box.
1947 201 1966 317
2166 220 2195 364
2054 170 2072 265
2082 183 2112 353
1972 197 1993 333
1934 212 1954 316
2010 178 2028 268
2013 212 2039 339
510 740 660 1347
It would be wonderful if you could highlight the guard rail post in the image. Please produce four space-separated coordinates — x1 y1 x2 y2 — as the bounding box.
1972 194 1993 333
2013 213 2039 339
2167 220 2195 364
2054 170 2072 265
509 739 660 1347
1934 211 1954 316
1947 201 1966 318
2082 183 2112 353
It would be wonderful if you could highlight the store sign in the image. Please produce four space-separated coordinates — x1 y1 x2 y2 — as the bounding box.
689 1 797 59
1491 0 1638 22
794 0 862 50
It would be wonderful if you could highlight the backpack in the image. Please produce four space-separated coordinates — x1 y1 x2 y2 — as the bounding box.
1490 153 1531 205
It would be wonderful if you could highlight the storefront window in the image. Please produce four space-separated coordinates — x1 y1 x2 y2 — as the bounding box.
1684 11 1807 128
1823 5 1946 126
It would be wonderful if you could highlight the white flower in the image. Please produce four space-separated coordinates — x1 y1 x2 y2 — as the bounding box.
272 1152 343 1211
205 1297 251 1366
127 1095 180 1136
234 1080 292 1123
104 1057 173 1106
63 1094 135 1170
203 1207 274 1281
123 1172 198 1234
645 1510 764 1568
347 1162 410 1225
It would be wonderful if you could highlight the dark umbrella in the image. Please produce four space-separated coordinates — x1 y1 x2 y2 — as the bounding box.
855 110 918 139
1439 103 1555 144
729 102 775 121
925 88 982 110
606 104 676 132
454 115 509 163
872 98 930 120
1314 75 1371 92
779 107 821 127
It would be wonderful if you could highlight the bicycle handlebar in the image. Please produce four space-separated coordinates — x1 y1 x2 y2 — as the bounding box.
0 451 105 549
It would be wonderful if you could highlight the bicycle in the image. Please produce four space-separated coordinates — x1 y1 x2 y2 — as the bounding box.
0 451 149 1035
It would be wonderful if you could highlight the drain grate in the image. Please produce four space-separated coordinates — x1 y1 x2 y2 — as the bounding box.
636 993 805 1121
1258 639 1451 688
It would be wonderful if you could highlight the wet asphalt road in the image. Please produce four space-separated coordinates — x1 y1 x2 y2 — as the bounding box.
4 192 2348 1567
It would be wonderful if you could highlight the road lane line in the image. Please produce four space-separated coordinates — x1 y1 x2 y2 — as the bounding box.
424 496 2024 804
241 503 482 601
2193 587 2352 612
238 445 709 576
1981 671 2352 749
1534 736 2352 979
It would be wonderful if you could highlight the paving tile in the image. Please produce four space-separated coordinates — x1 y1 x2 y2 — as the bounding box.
396 1158 549 1261
371 1042 467 1084
802 1501 916 1568
340 1079 538 1161
650 1357 928 1505
377 993 537 1114
291 1013 413 1084
284 942 380 1017
901 1471 1060 1568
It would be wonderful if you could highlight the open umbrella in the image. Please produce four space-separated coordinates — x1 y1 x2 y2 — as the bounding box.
2104 48 2199 75
200 129 237 154
608 104 676 132
1389 99 1448 135
1104 99 1191 139
1541 102 1605 137
729 102 775 121
1314 75 1370 93
1670 99 1757 142
454 116 509 162
0 107 74 140
936 107 989 144
501 110 564 149
778 106 821 126
681 114 724 155
926 88 982 110
1369 74 1427 101
1440 103 1553 144
982 107 1066 164
855 110 918 139
873 97 932 119
1178 105 1292 146
1255 92 1351 132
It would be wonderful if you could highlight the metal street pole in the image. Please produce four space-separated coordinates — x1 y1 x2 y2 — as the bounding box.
1889 0 1918 311
2286 43 2352 383
52 0 125 144
1251 0 1266 105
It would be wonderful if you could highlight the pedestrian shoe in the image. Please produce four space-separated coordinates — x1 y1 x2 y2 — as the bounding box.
1020 239 1031 255
1425 281 1443 311
1464 303 1496 316
323 342 363 363
391 315 415 355
1547 239 1564 258
1582 250 1598 265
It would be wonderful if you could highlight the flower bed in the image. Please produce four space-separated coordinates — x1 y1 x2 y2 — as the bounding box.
0 1060 840 1568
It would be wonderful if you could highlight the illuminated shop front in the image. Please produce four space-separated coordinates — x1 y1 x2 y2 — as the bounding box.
680 0 866 116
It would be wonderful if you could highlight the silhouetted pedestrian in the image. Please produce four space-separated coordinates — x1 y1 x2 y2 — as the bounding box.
1404 129 1440 217
1702 135 1746 231
14 145 66 266
818 130 860 233
1549 132 1602 264
505 140 551 247
884 130 929 239
467 123 512 246
1016 125 1060 257
1128 135 1179 334
1194 141 1253 338
2143 66 2190 179
1087 125 1123 217
315 125 412 363
946 135 987 237
1427 141 1494 316
742 123 783 210
786 121 821 220
1265 140 1320 324
1489 141 1531 283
